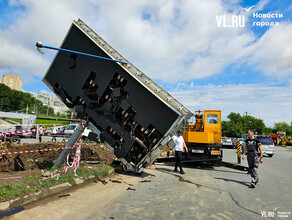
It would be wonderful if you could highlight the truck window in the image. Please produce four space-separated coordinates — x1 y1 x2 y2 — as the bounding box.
207 114 218 124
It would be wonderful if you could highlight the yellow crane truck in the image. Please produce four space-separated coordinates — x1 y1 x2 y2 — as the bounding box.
182 110 222 164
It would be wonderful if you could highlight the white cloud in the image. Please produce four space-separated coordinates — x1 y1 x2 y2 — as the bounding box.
170 83 292 127
246 23 292 78
0 0 291 83
93 0 256 81
0 0 291 125
0 35 47 76
0 0 104 83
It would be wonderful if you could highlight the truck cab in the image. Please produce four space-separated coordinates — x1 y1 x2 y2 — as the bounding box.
183 110 222 164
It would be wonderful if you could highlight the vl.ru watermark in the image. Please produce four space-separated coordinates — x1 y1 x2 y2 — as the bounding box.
216 6 283 28
216 15 245 28
252 13 282 27
261 210 291 218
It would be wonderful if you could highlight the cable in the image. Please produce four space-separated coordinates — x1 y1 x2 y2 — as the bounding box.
36 42 127 65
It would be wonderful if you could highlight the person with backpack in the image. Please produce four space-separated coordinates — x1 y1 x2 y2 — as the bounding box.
242 130 263 188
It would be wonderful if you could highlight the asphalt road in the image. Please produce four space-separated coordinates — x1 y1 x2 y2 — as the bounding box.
7 147 292 220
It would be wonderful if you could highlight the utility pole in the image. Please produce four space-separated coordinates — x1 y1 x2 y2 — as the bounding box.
243 112 249 117
26 105 29 114
46 99 50 116
243 112 250 135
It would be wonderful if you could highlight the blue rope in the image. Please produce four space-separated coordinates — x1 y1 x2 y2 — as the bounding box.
41 44 127 65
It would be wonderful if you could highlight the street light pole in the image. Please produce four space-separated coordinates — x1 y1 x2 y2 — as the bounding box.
243 112 249 117
243 112 251 135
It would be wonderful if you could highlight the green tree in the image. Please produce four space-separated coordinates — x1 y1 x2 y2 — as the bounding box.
263 127 273 135
222 112 291 137
272 122 292 136
0 83 55 116
227 112 242 122
222 120 244 137
222 112 266 137
0 84 13 111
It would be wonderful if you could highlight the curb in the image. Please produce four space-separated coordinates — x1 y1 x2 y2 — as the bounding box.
0 168 115 212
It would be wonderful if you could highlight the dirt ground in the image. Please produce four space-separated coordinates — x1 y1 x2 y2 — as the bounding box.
0 141 117 185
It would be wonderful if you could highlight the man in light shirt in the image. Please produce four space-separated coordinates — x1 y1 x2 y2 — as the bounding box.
51 125 57 142
39 125 44 142
172 130 188 174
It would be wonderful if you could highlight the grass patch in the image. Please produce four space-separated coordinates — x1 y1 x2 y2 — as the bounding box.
2 118 69 125
37 114 68 119
35 119 70 125
2 118 22 124
0 165 113 201
0 184 34 200
76 165 113 178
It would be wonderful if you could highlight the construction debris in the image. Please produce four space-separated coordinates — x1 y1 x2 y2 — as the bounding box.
0 142 117 172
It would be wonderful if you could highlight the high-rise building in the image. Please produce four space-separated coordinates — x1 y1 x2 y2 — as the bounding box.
1 75 23 91
29 92 69 114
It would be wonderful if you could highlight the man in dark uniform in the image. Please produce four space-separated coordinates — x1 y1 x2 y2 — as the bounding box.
242 130 263 188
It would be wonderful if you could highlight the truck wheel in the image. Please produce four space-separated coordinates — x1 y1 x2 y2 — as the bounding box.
268 154 273 158
10 136 21 144
210 159 222 167
214 159 223 166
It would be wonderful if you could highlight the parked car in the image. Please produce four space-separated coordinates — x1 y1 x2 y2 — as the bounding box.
15 125 35 138
256 135 275 157
63 125 93 140
221 137 233 148
233 138 245 147
64 124 78 135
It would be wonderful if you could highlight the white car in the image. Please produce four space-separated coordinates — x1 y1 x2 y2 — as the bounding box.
221 137 233 147
64 125 78 135
64 125 92 139
233 138 245 147
256 135 275 157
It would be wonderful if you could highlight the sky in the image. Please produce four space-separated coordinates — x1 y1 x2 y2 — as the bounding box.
0 0 291 127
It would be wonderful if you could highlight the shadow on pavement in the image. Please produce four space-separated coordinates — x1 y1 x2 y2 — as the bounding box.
155 161 216 170
155 165 261 217
154 167 177 175
210 168 248 175
115 169 156 178
214 177 250 187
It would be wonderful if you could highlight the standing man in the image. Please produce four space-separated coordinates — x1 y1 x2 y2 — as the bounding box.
172 130 188 174
51 125 57 142
242 130 263 188
39 125 44 142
